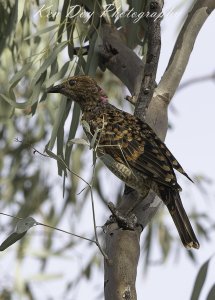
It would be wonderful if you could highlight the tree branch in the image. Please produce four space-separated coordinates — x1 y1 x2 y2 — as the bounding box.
104 1 163 299
104 225 140 300
134 0 162 119
156 0 215 103
97 23 144 96
102 1 215 299
178 71 215 91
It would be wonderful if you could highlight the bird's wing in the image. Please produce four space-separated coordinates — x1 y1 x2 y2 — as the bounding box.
84 105 192 188
88 108 181 189
143 124 193 182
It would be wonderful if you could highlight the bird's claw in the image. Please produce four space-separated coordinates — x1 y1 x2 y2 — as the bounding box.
107 202 138 230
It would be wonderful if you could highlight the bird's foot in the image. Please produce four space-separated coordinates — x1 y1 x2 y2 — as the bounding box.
106 202 138 230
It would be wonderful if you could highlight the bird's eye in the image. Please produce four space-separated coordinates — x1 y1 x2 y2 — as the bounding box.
69 80 76 86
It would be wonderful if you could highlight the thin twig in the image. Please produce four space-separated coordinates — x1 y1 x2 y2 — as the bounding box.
0 212 23 220
13 138 108 259
15 138 49 157
178 72 215 91
36 222 95 244
90 156 109 261
0 213 95 244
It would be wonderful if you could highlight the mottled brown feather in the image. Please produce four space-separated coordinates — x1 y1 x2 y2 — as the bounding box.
47 75 199 249
83 104 181 189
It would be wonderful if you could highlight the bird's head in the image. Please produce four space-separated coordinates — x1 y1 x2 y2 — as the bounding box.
47 75 108 109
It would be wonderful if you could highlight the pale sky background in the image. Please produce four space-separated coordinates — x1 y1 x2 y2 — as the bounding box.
1 1 215 300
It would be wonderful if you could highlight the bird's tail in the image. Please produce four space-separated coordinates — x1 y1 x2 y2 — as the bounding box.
160 188 200 249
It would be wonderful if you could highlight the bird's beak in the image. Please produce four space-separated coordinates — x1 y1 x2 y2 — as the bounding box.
47 84 63 94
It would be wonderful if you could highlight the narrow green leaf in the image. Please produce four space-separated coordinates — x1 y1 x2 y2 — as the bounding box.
17 0 25 23
6 1 18 40
15 217 37 234
90 128 100 149
85 30 99 75
65 103 81 162
0 232 27 251
187 249 197 263
47 96 67 150
190 257 211 300
63 102 80 193
45 148 68 174
92 150 97 166
32 41 67 85
159 223 171 261
57 0 71 43
50 59 59 78
56 100 72 176
30 71 47 114
81 120 91 134
57 100 72 176
30 273 63 281
143 224 153 272
207 284 215 300
45 61 70 88
0 98 15 119
67 138 89 147
84 263 92 279
0 82 45 110
0 93 27 109
24 24 59 40
9 62 33 89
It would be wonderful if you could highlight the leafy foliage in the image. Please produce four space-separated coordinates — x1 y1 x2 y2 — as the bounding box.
0 0 214 299
191 256 215 300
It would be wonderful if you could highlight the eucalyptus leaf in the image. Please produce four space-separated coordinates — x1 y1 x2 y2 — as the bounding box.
207 284 215 300
0 98 15 119
90 128 100 150
30 71 47 113
65 102 81 161
81 120 91 134
67 138 89 147
17 0 25 23
93 150 97 166
190 257 211 300
30 273 63 281
56 99 72 176
57 0 71 43
45 148 68 174
47 96 67 150
24 24 59 40
0 232 27 251
0 93 27 109
15 217 37 234
85 30 99 75
45 61 70 88
64 102 81 192
32 41 67 85
9 62 33 89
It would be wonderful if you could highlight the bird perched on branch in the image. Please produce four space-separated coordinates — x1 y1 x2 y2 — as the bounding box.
47 75 199 249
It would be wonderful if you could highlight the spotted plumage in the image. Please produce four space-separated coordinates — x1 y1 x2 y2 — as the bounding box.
47 75 200 250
